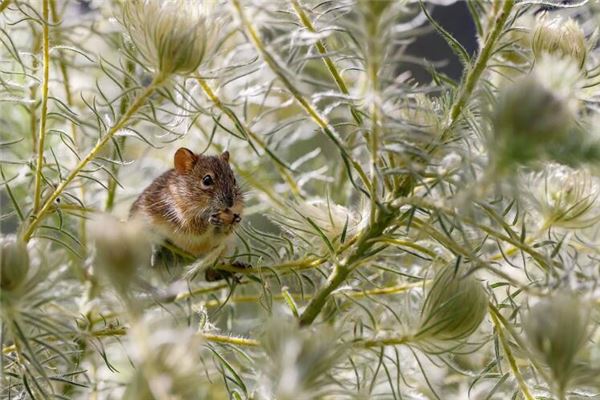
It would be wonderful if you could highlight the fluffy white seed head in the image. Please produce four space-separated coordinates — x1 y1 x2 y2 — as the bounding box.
123 0 213 77
532 15 587 69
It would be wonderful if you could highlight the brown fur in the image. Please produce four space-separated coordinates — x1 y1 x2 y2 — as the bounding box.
130 150 244 256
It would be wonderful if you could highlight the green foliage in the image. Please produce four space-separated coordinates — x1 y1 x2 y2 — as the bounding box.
1 0 600 399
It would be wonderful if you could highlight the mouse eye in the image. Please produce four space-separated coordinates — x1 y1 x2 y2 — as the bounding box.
202 175 214 187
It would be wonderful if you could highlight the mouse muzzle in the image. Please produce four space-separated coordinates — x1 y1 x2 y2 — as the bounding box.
209 208 242 226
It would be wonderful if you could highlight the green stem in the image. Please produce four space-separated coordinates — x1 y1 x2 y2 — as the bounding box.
23 75 165 241
105 57 135 211
32 0 50 213
289 0 362 125
0 0 10 13
393 0 514 198
356 335 414 348
201 332 260 347
441 0 514 139
299 210 395 325
49 0 88 250
230 0 372 197
196 77 303 199
489 305 535 400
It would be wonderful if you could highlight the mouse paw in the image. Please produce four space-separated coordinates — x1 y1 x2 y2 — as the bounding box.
231 261 252 270
204 261 252 282
209 213 224 226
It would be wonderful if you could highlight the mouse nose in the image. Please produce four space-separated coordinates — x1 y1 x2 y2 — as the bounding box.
225 196 234 208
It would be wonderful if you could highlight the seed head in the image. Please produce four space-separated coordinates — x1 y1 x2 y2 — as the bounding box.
259 321 346 400
492 74 574 168
90 215 152 295
0 235 30 292
523 294 590 397
123 0 211 77
532 16 587 68
416 265 487 350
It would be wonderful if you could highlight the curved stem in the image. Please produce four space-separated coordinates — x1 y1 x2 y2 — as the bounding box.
23 75 165 242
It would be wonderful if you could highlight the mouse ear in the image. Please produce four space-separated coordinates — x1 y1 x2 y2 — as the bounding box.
221 151 230 163
174 148 198 173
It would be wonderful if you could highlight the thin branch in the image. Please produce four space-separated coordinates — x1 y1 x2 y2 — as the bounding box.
23 75 166 241
32 0 50 213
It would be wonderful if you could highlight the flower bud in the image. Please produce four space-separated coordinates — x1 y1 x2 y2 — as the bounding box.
415 265 487 348
90 215 152 295
122 0 211 77
260 321 346 400
523 294 590 396
532 16 587 68
0 236 30 291
358 0 394 19
492 75 574 168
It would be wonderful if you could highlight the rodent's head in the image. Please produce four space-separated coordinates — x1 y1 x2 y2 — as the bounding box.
173 148 244 231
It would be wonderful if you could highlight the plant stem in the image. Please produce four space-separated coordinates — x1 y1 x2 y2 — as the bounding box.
299 210 395 325
489 305 535 400
105 57 135 211
32 0 50 213
0 0 10 13
289 0 362 126
356 335 414 348
201 333 260 347
49 0 88 249
23 75 165 242
441 0 514 139
230 0 372 197
196 77 303 199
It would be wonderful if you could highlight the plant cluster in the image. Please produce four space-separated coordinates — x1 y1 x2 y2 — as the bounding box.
2 0 600 399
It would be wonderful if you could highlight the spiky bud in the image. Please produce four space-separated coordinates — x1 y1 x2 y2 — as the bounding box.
529 165 600 229
123 0 211 77
415 265 487 349
0 236 30 292
532 16 587 68
523 294 590 397
492 74 574 168
259 321 346 400
90 215 152 295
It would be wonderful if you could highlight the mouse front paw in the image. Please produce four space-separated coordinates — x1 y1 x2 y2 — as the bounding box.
204 261 252 282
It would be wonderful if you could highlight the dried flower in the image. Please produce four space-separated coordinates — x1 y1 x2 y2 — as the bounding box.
122 0 212 77
0 235 30 292
523 294 591 397
532 15 587 68
415 265 487 350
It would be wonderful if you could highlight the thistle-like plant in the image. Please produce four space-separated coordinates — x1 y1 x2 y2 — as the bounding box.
3 1 600 399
